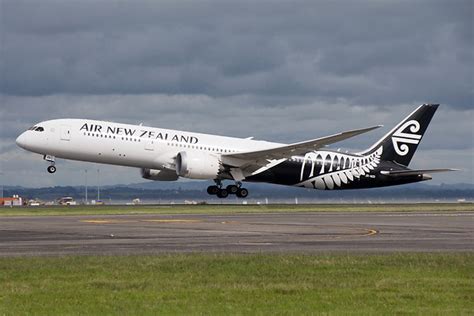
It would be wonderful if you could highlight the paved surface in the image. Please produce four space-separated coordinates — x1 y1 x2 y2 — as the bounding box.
0 212 472 256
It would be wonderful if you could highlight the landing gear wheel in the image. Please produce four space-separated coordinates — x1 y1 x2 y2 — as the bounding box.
47 165 57 174
226 185 239 195
217 189 229 199
236 188 249 198
207 185 219 195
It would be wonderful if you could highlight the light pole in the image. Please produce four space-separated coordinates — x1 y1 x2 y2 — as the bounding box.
84 169 88 204
97 168 100 201
0 170 4 200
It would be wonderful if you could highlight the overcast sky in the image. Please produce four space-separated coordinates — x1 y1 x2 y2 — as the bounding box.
1 0 472 187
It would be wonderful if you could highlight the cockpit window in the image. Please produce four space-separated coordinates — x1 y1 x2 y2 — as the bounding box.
29 126 44 132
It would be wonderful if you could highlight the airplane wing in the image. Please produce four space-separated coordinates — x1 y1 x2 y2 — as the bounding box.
221 125 382 166
380 169 459 177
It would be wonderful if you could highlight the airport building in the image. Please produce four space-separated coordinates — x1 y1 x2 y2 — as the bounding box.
0 195 23 206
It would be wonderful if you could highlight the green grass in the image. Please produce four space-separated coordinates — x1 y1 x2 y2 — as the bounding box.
0 203 472 216
0 253 472 315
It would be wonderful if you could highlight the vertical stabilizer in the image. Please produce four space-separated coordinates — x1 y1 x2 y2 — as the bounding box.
360 104 439 166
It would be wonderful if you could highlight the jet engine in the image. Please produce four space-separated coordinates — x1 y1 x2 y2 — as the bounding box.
176 151 221 179
141 168 179 181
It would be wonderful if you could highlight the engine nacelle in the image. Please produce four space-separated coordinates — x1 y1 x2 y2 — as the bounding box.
141 168 179 181
176 151 221 179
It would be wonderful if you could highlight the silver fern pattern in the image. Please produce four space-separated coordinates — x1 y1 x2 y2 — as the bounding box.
297 146 383 190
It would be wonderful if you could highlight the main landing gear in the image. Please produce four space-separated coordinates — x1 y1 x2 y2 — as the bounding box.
207 181 249 198
44 155 56 174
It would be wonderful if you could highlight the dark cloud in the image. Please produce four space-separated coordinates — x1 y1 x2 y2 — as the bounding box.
1 0 472 108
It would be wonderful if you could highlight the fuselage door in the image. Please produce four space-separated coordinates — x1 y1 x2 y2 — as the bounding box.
145 140 155 151
60 125 71 141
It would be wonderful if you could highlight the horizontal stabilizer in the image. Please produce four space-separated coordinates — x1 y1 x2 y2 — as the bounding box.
380 169 459 177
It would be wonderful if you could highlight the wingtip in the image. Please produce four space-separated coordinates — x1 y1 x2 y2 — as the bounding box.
364 125 383 130
428 168 460 173
367 125 383 130
351 125 383 134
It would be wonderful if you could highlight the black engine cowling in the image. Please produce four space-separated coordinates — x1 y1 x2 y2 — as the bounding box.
141 168 179 181
176 151 221 179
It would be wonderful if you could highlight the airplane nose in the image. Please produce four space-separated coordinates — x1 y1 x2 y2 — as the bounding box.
16 132 28 149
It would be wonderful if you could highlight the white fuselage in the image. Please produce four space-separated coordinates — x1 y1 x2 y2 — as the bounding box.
16 119 282 171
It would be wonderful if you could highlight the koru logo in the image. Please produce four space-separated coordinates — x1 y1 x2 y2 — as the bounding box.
391 120 422 156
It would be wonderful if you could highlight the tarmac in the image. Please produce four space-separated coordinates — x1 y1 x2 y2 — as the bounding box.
0 211 472 256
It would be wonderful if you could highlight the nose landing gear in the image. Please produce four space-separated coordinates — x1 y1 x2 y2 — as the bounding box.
207 180 249 198
44 155 56 174
47 165 57 174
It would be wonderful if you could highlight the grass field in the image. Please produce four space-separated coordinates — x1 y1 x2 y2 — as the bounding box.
1 204 472 314
0 202 472 216
0 253 472 315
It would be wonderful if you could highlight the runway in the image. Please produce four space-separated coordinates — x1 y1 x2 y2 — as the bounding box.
0 211 472 256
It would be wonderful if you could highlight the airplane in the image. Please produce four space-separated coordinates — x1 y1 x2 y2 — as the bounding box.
16 104 456 198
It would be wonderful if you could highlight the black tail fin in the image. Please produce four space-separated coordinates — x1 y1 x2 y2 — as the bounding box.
360 104 439 166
